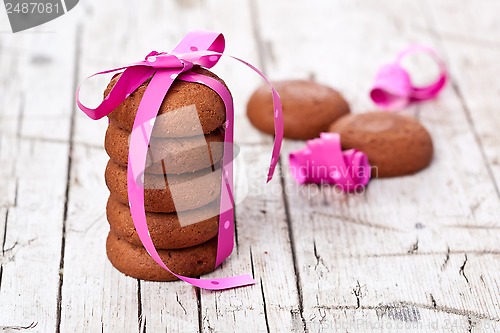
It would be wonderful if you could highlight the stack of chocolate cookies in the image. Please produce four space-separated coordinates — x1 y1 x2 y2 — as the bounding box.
103 68 228 281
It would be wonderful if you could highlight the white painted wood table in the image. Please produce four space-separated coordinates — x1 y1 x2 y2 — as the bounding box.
0 0 499 332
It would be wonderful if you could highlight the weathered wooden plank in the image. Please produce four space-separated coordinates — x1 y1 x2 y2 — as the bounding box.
0 34 22 330
199 144 303 333
301 307 499 333
0 32 22 211
0 143 68 331
0 19 77 331
252 0 500 332
424 0 500 191
422 0 500 46
0 11 10 32
60 1 142 332
296 252 500 320
60 143 139 333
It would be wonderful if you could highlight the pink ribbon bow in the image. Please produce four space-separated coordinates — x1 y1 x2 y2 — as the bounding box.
289 133 371 191
370 45 447 110
76 31 284 290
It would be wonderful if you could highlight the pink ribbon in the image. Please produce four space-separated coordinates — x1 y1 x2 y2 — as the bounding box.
76 31 284 290
289 133 371 192
370 45 447 110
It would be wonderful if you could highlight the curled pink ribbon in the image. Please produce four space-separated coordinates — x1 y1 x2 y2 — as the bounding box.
370 45 447 110
76 31 284 290
289 133 371 192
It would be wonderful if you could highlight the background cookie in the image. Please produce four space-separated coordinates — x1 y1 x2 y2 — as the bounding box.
104 123 225 175
107 197 220 249
106 232 218 281
329 112 433 177
105 160 222 212
247 80 350 140
106 67 228 138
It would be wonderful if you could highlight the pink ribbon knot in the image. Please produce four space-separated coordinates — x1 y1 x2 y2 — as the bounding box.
144 51 192 70
76 31 284 290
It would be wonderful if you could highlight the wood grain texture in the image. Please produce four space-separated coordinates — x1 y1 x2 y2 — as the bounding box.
423 0 500 192
0 0 499 332
0 19 77 332
253 0 500 331
60 143 140 333
199 144 302 333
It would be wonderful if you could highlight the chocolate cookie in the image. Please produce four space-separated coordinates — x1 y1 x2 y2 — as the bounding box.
106 231 218 281
329 112 433 177
105 160 222 213
106 197 220 249
106 67 228 138
104 123 225 175
247 80 350 140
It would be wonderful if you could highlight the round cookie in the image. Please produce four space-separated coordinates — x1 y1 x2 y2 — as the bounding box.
329 112 433 177
106 196 220 249
105 160 222 213
106 232 218 281
105 67 228 138
247 80 350 140
104 123 225 175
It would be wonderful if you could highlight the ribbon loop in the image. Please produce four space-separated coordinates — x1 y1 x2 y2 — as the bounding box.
370 44 447 110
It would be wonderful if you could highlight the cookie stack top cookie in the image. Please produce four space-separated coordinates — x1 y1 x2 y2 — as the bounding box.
106 67 228 137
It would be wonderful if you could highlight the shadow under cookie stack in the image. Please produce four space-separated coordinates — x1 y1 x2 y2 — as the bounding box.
103 68 227 281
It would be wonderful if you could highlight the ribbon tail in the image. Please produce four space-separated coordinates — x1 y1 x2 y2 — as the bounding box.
226 55 284 182
76 65 155 120
177 49 283 181
172 30 225 55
